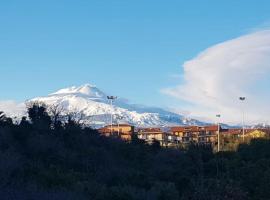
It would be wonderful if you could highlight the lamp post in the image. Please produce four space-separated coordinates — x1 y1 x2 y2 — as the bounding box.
216 114 221 152
115 114 124 136
107 96 117 135
239 97 246 142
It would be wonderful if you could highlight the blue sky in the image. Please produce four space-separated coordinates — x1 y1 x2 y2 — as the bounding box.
1 0 270 110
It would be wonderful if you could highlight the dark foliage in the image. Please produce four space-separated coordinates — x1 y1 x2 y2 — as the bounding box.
0 104 269 199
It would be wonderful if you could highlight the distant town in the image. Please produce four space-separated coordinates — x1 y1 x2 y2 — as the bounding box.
98 124 270 152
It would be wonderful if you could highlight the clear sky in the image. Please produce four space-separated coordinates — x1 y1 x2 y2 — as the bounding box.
1 0 270 118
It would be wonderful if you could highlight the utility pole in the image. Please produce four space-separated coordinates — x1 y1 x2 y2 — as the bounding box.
216 114 221 152
107 96 117 135
239 97 246 142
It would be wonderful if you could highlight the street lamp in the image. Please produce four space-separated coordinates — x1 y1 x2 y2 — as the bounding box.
216 114 221 152
107 96 117 135
239 97 246 142
115 114 124 136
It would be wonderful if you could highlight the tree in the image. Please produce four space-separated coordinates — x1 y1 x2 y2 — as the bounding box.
64 110 85 130
131 132 145 145
48 104 64 130
26 101 52 131
0 111 13 126
151 139 161 152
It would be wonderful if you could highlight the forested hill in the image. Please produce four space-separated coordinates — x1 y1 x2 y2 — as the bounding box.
0 103 269 200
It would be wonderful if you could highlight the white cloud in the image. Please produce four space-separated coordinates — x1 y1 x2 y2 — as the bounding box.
163 30 270 125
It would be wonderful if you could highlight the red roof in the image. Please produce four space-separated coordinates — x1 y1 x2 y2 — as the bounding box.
171 126 198 132
104 124 133 128
204 125 219 131
138 128 162 133
171 125 219 132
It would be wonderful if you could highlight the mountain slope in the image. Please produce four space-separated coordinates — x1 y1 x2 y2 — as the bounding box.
29 84 204 128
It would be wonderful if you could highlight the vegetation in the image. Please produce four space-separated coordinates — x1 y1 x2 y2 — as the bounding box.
0 103 269 199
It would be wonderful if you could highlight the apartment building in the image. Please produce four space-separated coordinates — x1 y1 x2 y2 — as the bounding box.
98 124 135 141
170 125 219 146
137 128 166 145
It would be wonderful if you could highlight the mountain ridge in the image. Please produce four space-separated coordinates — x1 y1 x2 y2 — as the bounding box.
31 84 205 127
1 84 207 128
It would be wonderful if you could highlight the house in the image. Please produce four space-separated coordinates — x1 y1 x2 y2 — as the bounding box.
98 127 112 137
246 129 268 138
170 125 220 146
98 123 270 150
223 128 269 141
221 128 270 151
98 124 135 141
200 125 220 144
137 128 166 145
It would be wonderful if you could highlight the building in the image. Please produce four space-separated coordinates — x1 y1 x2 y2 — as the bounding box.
214 128 270 151
98 127 112 137
246 129 268 138
98 124 135 141
98 124 270 151
170 125 220 147
223 128 269 141
137 128 166 145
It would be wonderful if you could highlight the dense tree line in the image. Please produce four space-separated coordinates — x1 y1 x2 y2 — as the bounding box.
0 102 269 199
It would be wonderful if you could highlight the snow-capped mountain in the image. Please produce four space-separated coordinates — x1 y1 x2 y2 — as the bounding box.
30 84 205 127
4 84 206 127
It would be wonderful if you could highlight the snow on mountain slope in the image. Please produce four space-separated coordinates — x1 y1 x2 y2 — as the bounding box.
0 84 204 127
51 84 107 101
0 101 26 119
29 84 204 127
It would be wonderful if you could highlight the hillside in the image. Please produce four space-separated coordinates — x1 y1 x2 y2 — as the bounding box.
0 104 269 199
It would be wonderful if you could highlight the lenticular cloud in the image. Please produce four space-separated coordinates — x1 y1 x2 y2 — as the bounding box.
163 30 270 124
